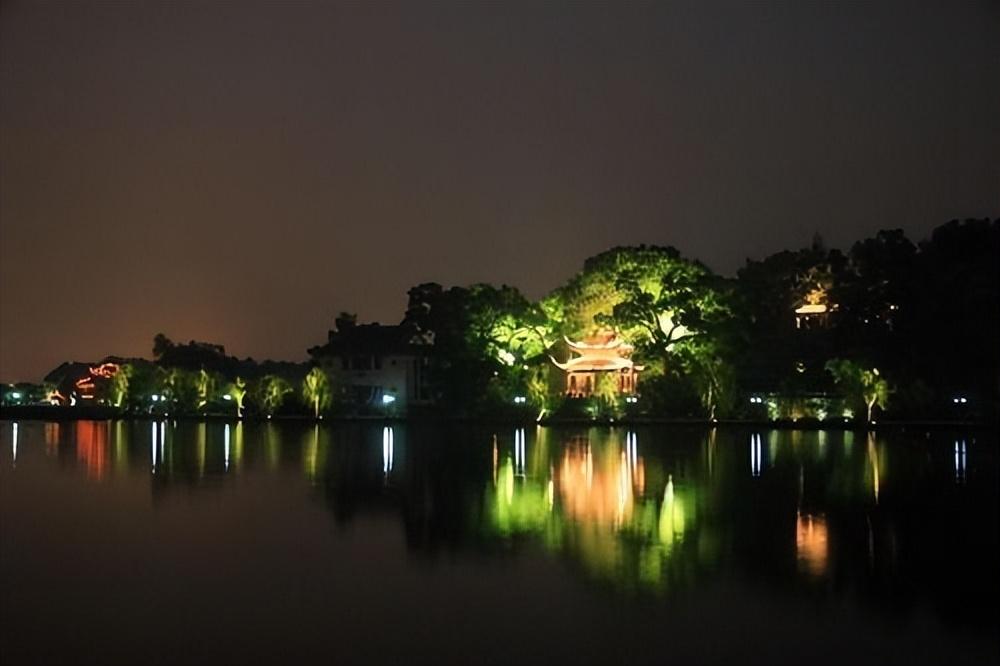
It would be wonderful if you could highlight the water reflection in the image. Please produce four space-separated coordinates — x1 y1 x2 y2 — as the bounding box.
44 422 59 457
1 421 995 627
382 426 394 478
75 421 109 481
224 423 230 471
796 512 829 577
750 432 762 477
150 421 158 473
955 439 967 484
513 427 525 477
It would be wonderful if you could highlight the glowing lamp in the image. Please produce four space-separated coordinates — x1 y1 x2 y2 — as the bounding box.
382 394 396 405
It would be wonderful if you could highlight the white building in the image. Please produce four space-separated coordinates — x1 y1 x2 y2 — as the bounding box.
308 323 432 411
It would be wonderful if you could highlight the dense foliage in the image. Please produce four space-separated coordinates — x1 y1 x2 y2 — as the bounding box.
6 218 994 423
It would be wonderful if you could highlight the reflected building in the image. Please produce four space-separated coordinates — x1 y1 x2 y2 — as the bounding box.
44 422 60 457
10 420 986 613
796 512 829 577
557 437 634 527
480 429 709 592
75 420 110 481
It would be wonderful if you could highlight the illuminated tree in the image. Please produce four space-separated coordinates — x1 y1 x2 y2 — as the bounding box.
825 359 890 422
253 375 293 417
541 247 741 417
546 246 731 353
110 365 130 407
607 252 730 354
228 376 248 418
196 369 217 411
591 372 622 418
403 282 553 412
302 367 331 419
468 284 553 365
674 339 736 420
119 362 165 412
165 368 200 414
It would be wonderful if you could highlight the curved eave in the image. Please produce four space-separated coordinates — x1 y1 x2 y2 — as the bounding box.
564 335 632 351
551 357 636 372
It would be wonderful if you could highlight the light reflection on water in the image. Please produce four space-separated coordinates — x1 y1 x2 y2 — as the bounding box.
0 420 996 664
955 438 967 483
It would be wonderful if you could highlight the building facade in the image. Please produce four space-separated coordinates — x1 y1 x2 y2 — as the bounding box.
307 323 432 411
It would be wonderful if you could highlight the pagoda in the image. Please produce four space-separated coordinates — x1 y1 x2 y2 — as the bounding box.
794 286 838 329
551 332 643 397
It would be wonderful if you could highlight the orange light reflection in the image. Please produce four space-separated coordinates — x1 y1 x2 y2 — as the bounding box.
75 421 110 481
796 512 829 577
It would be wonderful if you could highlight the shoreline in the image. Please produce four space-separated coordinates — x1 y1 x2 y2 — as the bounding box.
0 405 993 430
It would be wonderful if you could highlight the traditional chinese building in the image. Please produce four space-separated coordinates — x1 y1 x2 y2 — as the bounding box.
794 286 838 329
43 360 123 405
551 333 643 397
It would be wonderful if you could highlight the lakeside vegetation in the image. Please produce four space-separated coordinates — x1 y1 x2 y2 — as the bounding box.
2 218 996 424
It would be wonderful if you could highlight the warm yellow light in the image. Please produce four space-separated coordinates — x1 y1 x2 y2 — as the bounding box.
796 512 829 577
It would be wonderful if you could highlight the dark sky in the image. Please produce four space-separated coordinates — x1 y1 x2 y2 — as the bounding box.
1 1 998 381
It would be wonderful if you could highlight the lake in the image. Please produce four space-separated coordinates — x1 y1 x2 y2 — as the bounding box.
0 420 996 665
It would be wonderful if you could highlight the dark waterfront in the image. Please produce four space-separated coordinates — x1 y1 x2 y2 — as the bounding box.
1 420 996 665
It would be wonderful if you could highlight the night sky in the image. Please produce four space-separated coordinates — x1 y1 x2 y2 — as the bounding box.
1 1 997 382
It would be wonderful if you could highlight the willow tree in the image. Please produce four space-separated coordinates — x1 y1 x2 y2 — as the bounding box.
196 369 217 411
165 368 201 414
253 375 293 417
228 377 248 418
110 365 130 407
302 367 331 419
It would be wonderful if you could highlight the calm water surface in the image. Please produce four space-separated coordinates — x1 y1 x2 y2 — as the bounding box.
1 420 996 665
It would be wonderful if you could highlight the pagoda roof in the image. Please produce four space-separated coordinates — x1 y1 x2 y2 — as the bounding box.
553 356 633 372
794 303 829 315
565 334 633 352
